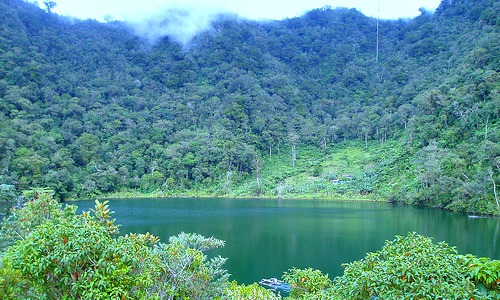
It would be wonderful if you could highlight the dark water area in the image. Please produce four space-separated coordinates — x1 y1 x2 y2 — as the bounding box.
75 198 500 284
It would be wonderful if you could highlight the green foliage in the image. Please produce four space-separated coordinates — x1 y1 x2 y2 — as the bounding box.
147 232 230 299
0 188 76 249
0 184 17 215
468 257 500 297
283 267 332 299
0 190 236 299
1 197 157 299
0 0 499 215
329 232 492 299
0 259 27 300
311 164 323 177
226 281 280 299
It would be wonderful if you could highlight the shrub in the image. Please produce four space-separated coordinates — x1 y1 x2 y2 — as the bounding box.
0 192 232 299
283 267 332 299
1 200 157 299
468 256 500 298
0 188 76 250
329 232 488 299
146 232 230 299
226 281 280 299
0 184 17 215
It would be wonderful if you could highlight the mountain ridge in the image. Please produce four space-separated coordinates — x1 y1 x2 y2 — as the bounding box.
0 0 498 214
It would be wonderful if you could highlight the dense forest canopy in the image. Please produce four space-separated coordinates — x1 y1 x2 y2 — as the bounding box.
0 0 499 214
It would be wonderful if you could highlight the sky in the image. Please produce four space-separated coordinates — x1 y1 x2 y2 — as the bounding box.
51 0 442 22
47 0 442 45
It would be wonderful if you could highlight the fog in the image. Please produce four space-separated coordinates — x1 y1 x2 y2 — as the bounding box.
126 6 225 46
52 0 442 46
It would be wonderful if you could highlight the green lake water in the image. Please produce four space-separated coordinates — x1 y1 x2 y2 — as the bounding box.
75 198 500 284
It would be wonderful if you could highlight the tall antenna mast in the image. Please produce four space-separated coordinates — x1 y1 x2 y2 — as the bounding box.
376 0 380 63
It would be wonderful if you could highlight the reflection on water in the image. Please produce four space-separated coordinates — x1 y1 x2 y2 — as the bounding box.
76 198 500 284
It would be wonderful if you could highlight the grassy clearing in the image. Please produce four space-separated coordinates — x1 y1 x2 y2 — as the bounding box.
231 141 385 201
93 142 385 202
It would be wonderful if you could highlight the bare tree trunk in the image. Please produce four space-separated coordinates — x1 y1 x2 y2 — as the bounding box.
150 161 157 176
489 169 500 214
255 156 263 195
277 181 284 199
485 115 489 140
224 171 232 193
376 0 380 64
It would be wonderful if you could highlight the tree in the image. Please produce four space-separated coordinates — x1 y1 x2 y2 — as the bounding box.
488 168 500 214
146 233 230 299
0 188 73 250
0 184 17 215
72 133 100 166
1 197 158 299
0 189 234 299
283 267 332 299
226 282 279 299
288 133 299 167
42 1 56 13
254 155 264 195
329 233 496 299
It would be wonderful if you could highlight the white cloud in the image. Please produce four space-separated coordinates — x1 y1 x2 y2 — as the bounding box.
128 7 223 45
54 0 442 21
53 0 442 45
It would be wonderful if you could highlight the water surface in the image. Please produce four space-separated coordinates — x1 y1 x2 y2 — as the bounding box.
76 198 500 284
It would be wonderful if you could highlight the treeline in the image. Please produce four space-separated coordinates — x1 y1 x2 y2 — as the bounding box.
0 0 499 214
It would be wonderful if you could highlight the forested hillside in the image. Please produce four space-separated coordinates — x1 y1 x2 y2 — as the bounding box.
0 0 499 214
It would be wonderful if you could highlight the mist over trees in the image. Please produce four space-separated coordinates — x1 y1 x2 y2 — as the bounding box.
0 0 499 214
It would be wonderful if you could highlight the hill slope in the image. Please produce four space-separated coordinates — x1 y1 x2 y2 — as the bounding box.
0 0 499 214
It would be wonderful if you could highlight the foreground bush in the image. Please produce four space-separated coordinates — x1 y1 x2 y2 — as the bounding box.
146 232 229 299
1 199 157 299
225 281 280 299
328 232 498 300
283 267 332 299
0 188 76 250
0 191 230 299
282 233 499 299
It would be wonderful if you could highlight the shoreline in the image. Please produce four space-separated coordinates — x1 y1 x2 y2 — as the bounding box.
65 192 499 217
67 191 382 203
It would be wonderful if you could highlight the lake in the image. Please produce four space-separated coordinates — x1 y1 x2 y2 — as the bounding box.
75 198 500 284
